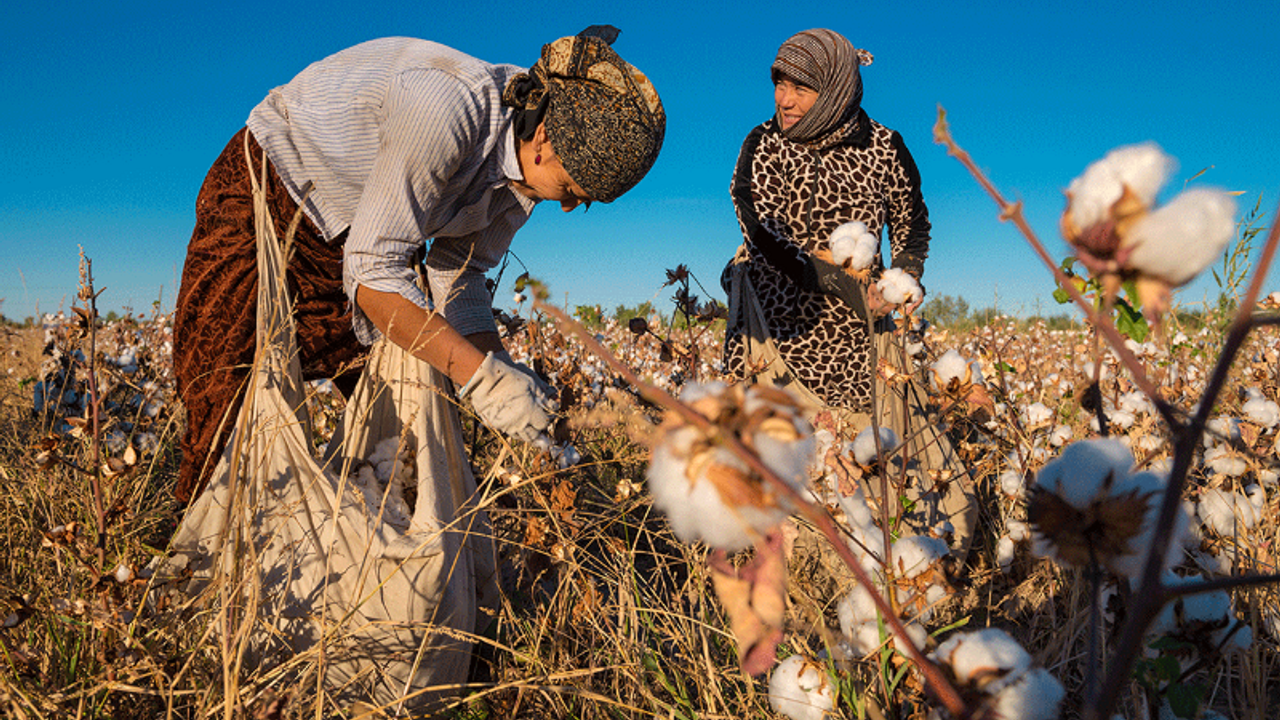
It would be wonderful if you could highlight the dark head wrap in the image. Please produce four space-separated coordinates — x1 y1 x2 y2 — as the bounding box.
770 29 874 143
502 26 665 203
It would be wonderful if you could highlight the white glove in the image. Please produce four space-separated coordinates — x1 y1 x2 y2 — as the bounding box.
460 351 557 444
494 350 557 401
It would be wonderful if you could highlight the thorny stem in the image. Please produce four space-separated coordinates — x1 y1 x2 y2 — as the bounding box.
533 298 971 720
933 104 1280 720
932 108 1176 429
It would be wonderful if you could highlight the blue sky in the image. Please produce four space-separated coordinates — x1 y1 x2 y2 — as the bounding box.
2 1 1277 323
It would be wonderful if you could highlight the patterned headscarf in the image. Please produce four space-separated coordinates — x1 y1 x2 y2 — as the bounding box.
502 26 665 202
770 29 874 144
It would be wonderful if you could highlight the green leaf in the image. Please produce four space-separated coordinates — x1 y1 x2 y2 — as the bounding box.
1052 286 1071 305
1114 301 1150 343
995 361 1016 373
1166 682 1205 718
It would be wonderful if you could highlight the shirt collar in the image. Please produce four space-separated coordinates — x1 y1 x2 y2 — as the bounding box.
497 122 539 212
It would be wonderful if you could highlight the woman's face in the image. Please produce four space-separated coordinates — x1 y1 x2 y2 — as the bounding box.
512 131 593 212
774 75 819 131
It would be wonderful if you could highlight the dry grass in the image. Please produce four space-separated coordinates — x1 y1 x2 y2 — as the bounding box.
2 291 1280 719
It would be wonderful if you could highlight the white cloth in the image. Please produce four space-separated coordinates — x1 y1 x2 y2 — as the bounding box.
158 137 497 715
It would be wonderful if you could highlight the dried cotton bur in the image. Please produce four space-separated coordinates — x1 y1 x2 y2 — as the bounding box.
646 381 815 675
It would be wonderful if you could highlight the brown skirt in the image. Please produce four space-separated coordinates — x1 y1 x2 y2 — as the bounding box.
172 128 365 503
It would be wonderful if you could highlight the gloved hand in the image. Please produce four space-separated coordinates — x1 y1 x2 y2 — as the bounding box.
494 349 557 401
801 255 870 323
459 352 558 444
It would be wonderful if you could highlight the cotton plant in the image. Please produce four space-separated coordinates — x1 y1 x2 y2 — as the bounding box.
767 655 836 720
646 381 814 552
1060 141 1239 321
928 628 1065 720
1027 438 1188 584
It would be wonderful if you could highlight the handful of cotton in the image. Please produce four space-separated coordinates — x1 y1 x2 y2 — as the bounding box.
829 220 878 273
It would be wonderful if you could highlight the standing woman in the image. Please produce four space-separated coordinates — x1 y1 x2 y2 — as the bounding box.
174 28 665 504
723 28 929 413
723 29 975 552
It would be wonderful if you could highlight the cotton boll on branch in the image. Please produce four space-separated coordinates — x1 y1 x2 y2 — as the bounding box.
768 655 836 720
876 268 922 306
1065 142 1175 235
646 382 814 552
1124 189 1238 288
852 425 899 466
829 220 878 271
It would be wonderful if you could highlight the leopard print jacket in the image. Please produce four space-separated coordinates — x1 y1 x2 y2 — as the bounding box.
724 110 931 410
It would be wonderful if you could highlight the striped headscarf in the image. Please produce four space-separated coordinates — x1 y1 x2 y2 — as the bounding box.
771 29 874 144
503 26 666 203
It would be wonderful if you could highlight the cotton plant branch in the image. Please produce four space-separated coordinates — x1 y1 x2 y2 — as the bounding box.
934 105 1280 720
1091 209 1280 720
932 108 1177 428
531 296 970 719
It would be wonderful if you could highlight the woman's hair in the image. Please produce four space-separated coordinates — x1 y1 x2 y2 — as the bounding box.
503 27 665 203
771 28 873 143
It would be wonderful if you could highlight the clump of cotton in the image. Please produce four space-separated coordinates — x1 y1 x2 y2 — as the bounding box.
1243 394 1280 429
1064 142 1174 234
646 382 813 552
829 221 878 271
1028 439 1188 582
351 436 415 531
876 268 922 306
1196 485 1264 537
767 655 835 720
1125 189 1238 287
930 628 1065 720
852 425 899 466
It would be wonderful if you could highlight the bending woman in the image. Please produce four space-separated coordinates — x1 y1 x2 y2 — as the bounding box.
174 28 665 503
723 28 929 412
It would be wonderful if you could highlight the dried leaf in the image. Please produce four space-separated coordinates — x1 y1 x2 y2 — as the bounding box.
708 532 788 676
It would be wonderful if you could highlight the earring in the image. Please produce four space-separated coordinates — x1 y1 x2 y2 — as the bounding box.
534 153 542 165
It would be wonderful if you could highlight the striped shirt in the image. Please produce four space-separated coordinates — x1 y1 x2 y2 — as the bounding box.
246 37 538 343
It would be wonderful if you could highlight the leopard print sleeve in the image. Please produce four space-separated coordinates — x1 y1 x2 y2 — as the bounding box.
730 124 808 286
884 130 931 280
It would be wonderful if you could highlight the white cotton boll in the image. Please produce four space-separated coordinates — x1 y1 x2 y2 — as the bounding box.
837 584 883 636
1136 434 1164 453
996 535 1017 572
1033 438 1135 509
990 667 1066 720
1022 402 1053 428
1067 142 1175 232
113 563 135 584
768 655 836 720
1007 520 1030 542
932 628 1032 696
845 619 927 656
891 535 949 579
1197 486 1261 537
853 425 899 466
1259 469 1279 487
1110 409 1136 430
1204 445 1248 477
512 291 526 304
930 349 973 390
648 429 779 551
1119 391 1155 417
1243 396 1280 429
133 433 158 454
829 221 878 270
103 429 128 454
1203 415 1241 446
1123 189 1238 287
876 268 922 305
1048 425 1073 448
